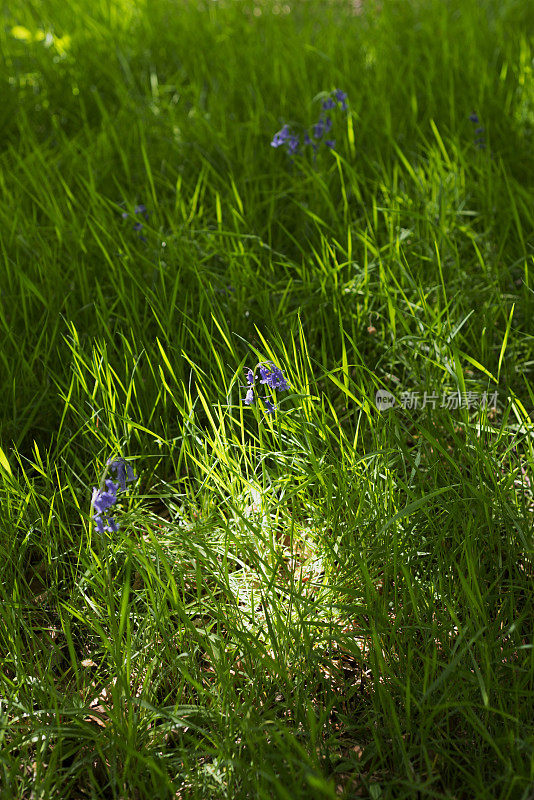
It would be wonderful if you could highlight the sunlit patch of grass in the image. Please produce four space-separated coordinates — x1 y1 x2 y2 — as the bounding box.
1 0 534 796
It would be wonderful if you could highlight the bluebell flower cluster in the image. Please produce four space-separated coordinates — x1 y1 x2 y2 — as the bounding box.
270 89 348 158
91 457 137 533
92 480 120 533
469 112 486 150
121 203 149 239
243 362 290 414
107 457 136 490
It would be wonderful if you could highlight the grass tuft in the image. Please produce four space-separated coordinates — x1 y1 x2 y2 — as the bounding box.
1 0 533 797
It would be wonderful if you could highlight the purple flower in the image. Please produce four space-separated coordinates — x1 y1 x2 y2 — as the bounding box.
334 89 348 111
303 131 317 156
107 458 137 492
91 480 119 533
258 362 290 391
258 364 272 385
270 124 300 156
288 135 300 155
270 93 345 160
91 481 118 515
325 139 336 149
93 513 106 534
121 203 148 219
242 361 289 413
313 113 332 140
91 458 137 535
468 113 486 149
121 202 148 239
313 119 325 139
93 513 119 534
271 124 291 148
263 398 276 414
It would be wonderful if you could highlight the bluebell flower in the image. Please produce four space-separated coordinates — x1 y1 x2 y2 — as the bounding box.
121 203 149 239
313 119 325 139
91 480 119 533
288 135 300 155
91 457 137 535
468 112 486 149
258 364 270 384
242 361 289 413
271 124 291 148
107 457 137 492
271 91 348 160
121 203 148 220
104 477 119 495
93 513 106 534
94 513 119 534
303 131 317 157
325 139 336 149
91 480 118 514
258 362 290 391
263 398 276 414
334 89 348 111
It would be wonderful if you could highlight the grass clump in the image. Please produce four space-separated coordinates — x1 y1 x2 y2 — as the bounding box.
1 0 533 797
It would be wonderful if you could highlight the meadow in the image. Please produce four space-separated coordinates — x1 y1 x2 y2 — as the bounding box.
1 0 534 797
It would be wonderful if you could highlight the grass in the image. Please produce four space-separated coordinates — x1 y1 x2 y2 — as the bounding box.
0 0 533 797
